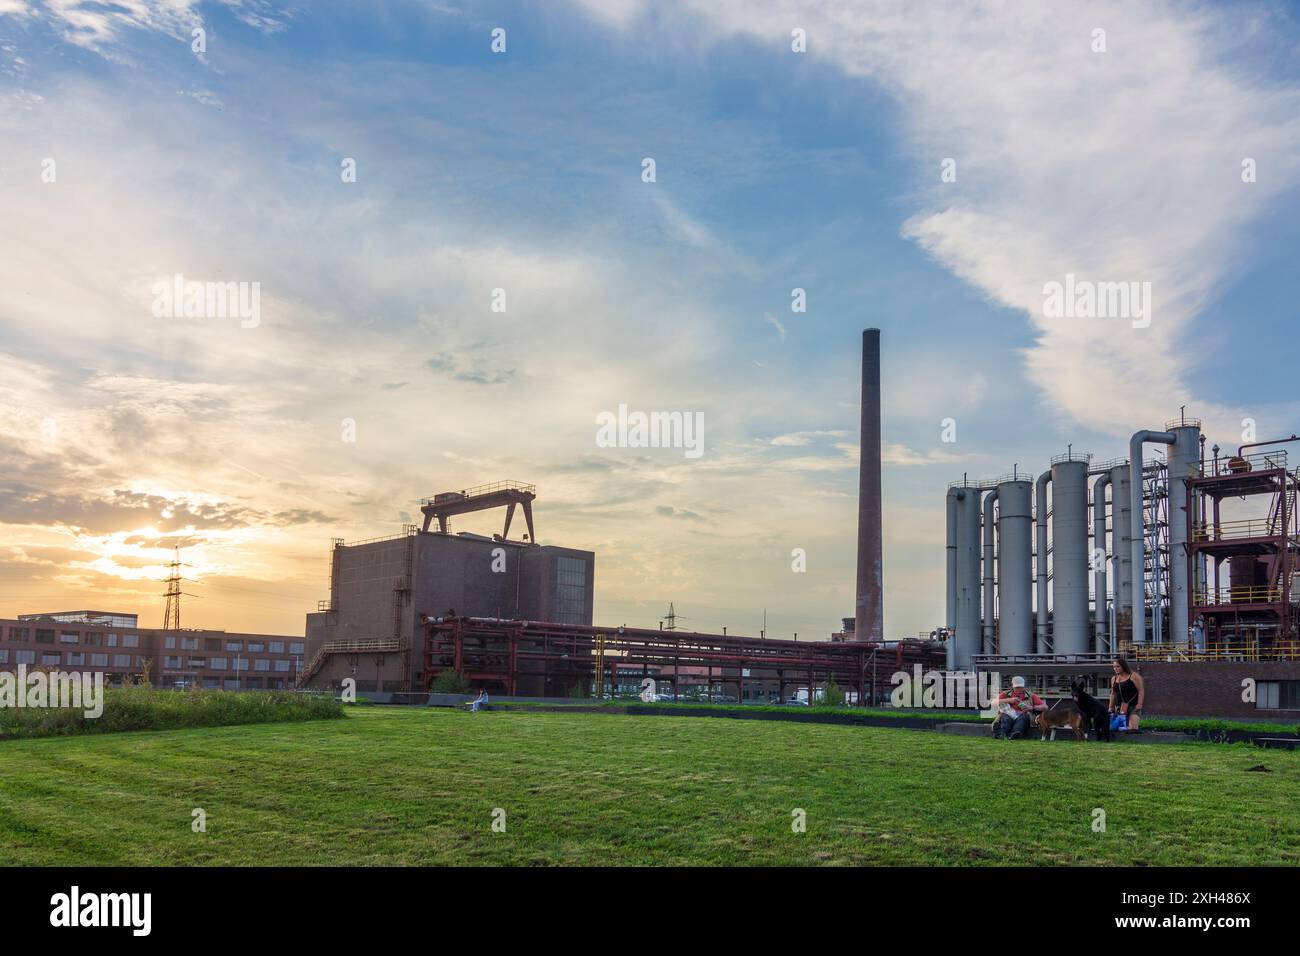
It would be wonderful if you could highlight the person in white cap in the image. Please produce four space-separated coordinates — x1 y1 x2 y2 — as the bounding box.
993 675 1047 739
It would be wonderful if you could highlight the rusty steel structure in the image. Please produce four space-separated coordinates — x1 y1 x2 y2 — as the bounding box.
1188 443 1300 653
422 616 943 704
420 480 537 540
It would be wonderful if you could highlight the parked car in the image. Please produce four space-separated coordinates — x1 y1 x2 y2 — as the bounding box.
784 697 809 706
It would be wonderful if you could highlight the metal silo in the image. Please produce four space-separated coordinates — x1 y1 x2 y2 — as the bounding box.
1050 456 1090 653
1109 463 1132 642
953 486 983 669
995 478 1033 655
1167 422 1202 646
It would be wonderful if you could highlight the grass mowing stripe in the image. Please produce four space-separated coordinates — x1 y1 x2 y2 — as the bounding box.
0 708 1296 865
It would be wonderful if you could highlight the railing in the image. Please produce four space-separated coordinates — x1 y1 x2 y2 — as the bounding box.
295 638 404 687
341 526 417 548
1203 450 1289 476
1049 451 1092 465
1119 640 1300 662
422 481 535 506
1193 586 1287 606
1163 416 1202 430
1193 518 1293 541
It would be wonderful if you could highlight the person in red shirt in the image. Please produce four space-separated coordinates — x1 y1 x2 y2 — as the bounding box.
994 676 1047 739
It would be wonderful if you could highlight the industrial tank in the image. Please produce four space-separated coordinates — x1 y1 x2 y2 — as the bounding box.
995 479 1033 654
1109 463 1132 635
952 486 983 669
1050 457 1090 653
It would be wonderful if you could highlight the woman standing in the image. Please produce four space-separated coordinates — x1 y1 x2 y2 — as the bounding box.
1109 657 1145 731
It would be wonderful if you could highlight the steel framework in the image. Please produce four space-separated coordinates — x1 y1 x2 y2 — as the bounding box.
421 616 944 705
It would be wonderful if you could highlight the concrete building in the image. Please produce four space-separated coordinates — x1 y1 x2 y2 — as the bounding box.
0 618 306 689
302 524 595 694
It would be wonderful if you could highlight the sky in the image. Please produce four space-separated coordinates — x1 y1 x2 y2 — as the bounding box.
0 0 1298 640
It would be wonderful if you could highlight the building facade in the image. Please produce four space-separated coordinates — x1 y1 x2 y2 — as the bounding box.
0 618 306 690
302 528 595 693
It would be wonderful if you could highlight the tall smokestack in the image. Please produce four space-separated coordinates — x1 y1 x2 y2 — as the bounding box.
855 328 884 642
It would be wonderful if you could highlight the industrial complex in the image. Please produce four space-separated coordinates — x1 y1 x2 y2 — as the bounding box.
2 329 1297 720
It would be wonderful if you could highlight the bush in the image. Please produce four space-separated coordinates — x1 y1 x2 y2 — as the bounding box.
0 687 344 741
816 678 846 708
429 670 472 695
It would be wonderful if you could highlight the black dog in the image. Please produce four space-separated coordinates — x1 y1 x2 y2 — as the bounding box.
1071 677 1111 741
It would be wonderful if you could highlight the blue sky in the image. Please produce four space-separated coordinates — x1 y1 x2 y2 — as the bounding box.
1 0 1298 639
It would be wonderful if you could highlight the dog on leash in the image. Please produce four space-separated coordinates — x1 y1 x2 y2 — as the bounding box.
1070 677 1111 741
1033 703 1086 741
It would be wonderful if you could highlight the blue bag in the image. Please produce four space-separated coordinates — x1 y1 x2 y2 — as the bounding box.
1110 713 1128 732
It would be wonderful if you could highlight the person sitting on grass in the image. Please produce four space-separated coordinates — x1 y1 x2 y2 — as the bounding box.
470 688 489 713
993 676 1046 739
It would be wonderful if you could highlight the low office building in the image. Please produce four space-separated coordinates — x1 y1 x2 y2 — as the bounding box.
0 618 306 689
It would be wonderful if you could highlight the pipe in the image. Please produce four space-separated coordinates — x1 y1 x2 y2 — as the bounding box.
946 487 958 669
1035 469 1052 652
982 489 998 656
854 328 884 642
1129 430 1176 646
1092 472 1111 654
995 479 1034 655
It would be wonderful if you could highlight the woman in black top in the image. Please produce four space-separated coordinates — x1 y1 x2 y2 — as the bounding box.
1109 657 1144 731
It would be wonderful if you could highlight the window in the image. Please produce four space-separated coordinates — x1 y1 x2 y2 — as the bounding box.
8 627 29 642
223 678 240 690
181 637 199 650
67 652 85 666
165 636 176 649
15 650 35 664
269 641 285 654
188 657 206 669
35 629 54 644
241 677 261 689
0 649 7 663
1257 681 1300 710
248 641 265 653
267 677 284 689
202 677 220 689
113 655 130 668
106 633 118 647
41 652 61 665
225 641 242 652
205 638 221 651
254 659 270 672
59 631 79 644
91 654 108 667
232 657 249 671
554 556 587 624
290 642 304 655
165 656 182 669
275 659 290 672
84 633 101 646
122 634 140 648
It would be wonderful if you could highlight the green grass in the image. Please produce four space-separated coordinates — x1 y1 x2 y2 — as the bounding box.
0 708 1297 866
0 687 344 740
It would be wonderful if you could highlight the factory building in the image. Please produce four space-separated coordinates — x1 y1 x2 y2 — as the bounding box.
944 416 1300 717
301 482 595 694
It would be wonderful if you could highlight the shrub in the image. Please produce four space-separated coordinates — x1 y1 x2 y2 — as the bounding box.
817 678 846 708
429 670 472 695
0 687 343 741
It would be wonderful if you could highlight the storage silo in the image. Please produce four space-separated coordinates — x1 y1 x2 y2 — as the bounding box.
1050 456 1091 653
995 478 1033 655
952 486 983 669
1109 463 1132 637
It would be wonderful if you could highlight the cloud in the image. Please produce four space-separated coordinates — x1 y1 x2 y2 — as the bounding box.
572 0 1300 437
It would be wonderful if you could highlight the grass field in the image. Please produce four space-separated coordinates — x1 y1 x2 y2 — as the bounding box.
1 707 1297 866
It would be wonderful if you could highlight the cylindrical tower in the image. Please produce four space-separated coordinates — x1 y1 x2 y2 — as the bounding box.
1050 457 1090 654
982 490 998 655
953 486 983 669
1167 422 1202 646
1109 463 1132 641
1092 472 1111 654
854 329 884 642
996 478 1033 655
